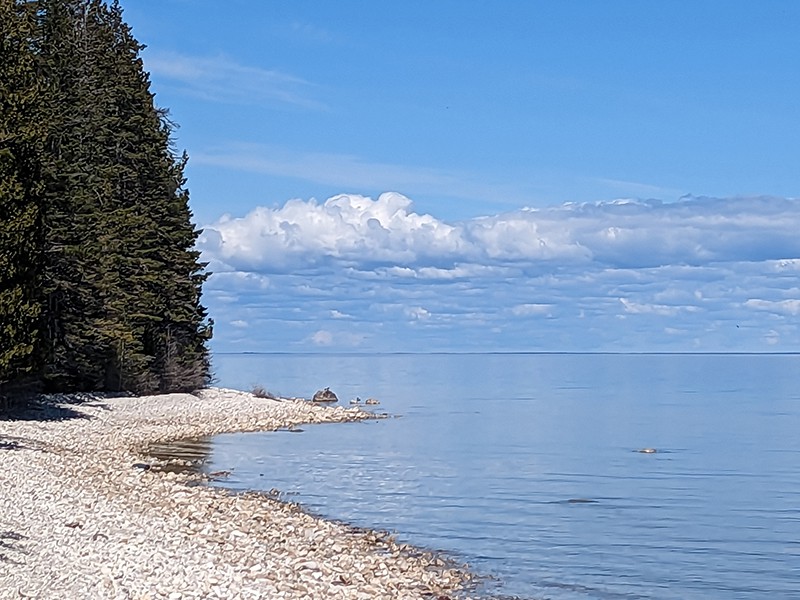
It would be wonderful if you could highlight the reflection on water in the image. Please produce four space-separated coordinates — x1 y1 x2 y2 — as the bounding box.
203 353 800 599
146 437 213 473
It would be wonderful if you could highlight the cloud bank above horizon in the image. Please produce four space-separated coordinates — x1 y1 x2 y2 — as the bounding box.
199 193 800 353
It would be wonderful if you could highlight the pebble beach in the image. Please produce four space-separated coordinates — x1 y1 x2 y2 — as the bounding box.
0 388 474 599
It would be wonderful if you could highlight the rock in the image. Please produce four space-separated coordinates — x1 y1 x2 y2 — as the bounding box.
311 388 338 403
0 387 469 599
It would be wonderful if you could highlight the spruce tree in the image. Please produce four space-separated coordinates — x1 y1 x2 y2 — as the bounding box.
83 0 211 392
0 0 45 391
35 0 211 393
0 0 211 395
36 0 119 390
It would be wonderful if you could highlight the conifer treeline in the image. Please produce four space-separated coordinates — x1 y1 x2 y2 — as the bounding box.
0 0 212 396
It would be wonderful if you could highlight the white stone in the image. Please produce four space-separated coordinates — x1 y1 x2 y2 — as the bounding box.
0 388 472 599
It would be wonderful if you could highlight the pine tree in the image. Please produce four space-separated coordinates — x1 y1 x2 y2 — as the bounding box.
0 0 46 391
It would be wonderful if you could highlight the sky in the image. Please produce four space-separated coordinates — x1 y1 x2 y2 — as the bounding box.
122 1 800 353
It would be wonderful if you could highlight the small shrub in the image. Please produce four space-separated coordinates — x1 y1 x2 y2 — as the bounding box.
251 385 277 399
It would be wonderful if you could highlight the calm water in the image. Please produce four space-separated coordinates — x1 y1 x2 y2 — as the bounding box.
208 353 800 599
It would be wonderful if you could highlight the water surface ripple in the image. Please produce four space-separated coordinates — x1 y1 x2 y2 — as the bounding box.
208 353 800 599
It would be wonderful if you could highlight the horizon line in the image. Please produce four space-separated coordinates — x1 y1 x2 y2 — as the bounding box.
212 350 800 357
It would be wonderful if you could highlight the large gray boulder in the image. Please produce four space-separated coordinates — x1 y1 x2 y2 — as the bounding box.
312 387 338 403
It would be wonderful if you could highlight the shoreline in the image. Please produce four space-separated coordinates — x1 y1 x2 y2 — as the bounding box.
0 388 475 599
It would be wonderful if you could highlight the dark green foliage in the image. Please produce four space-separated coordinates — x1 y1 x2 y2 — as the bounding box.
0 0 45 388
1 0 211 396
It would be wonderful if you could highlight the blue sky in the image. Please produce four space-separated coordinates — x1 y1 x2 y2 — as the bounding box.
123 1 800 353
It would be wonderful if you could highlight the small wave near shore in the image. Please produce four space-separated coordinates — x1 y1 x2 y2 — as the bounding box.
0 388 474 599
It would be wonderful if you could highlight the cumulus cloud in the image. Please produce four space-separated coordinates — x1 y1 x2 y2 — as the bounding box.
199 193 800 352
200 193 800 274
199 192 466 272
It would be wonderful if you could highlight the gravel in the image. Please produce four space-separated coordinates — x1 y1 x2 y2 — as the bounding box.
0 388 474 599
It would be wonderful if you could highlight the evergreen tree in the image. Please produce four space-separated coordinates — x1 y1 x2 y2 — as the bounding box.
36 0 121 390
79 0 211 392
0 0 46 390
0 0 211 396
34 0 211 393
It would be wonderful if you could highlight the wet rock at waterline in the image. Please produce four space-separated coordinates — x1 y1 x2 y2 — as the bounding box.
312 387 339 403
0 388 473 599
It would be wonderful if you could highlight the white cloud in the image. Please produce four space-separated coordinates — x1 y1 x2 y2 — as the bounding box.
405 306 431 321
199 192 466 272
619 298 681 317
464 210 592 263
773 259 800 272
201 193 800 274
207 270 270 289
191 143 549 212
310 330 333 346
592 176 683 199
142 51 323 109
194 145 458 191
511 304 553 317
199 193 800 353
306 329 367 348
744 299 800 316
375 264 515 280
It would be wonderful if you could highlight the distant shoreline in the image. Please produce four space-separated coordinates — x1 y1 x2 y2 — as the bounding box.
0 388 474 599
214 350 800 356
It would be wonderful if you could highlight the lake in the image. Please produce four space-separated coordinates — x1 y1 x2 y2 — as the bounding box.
207 353 800 599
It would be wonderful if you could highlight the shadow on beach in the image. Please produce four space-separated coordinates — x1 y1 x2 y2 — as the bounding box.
0 392 108 422
0 531 27 565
